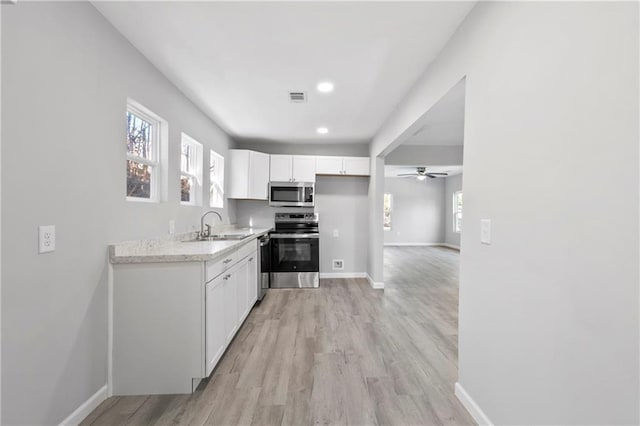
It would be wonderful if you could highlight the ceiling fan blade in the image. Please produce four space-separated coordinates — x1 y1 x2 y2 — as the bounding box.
427 172 448 176
397 173 418 177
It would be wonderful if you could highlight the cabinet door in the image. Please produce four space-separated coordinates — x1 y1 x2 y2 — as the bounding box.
269 155 292 182
315 156 344 175
228 150 250 199
223 271 238 343
292 156 316 182
343 157 370 176
248 151 270 199
236 259 250 324
247 252 258 307
206 276 226 376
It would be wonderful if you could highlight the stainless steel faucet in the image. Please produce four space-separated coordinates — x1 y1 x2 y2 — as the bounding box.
199 210 223 239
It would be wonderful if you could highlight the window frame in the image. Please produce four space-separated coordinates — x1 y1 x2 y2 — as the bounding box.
126 100 166 203
180 133 204 206
383 193 392 231
209 149 225 208
453 190 463 234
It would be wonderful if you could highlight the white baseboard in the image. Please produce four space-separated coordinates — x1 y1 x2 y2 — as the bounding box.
384 242 442 246
455 382 493 426
59 385 108 426
320 272 367 279
384 242 461 251
441 243 460 250
366 274 384 290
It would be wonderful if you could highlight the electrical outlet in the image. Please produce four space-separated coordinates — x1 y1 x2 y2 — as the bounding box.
169 220 175 234
332 259 344 270
481 219 491 245
39 225 56 253
333 229 339 238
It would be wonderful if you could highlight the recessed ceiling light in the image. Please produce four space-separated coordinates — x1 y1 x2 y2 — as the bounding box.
317 127 329 134
317 81 334 93
417 175 427 181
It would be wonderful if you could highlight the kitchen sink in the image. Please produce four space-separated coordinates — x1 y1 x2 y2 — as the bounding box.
184 233 254 242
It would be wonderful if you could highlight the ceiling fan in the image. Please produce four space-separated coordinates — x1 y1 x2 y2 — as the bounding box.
397 167 448 181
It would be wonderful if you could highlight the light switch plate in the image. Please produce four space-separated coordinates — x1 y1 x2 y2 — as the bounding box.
39 225 56 253
481 219 491 245
169 220 175 234
333 229 339 238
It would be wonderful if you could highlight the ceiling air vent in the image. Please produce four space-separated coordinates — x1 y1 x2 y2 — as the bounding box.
289 92 307 103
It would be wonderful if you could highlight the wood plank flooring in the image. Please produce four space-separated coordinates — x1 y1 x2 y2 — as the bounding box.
82 246 473 425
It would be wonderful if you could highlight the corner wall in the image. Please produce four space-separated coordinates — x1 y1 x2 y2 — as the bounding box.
370 2 639 424
2 3 236 424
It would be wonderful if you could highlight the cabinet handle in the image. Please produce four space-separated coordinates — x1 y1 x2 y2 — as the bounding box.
223 258 232 264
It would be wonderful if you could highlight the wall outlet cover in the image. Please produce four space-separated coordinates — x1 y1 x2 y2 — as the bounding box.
332 259 344 270
481 219 491 245
39 225 56 253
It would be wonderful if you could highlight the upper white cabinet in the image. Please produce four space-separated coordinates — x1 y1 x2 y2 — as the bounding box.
228 150 270 200
270 155 316 182
316 156 370 176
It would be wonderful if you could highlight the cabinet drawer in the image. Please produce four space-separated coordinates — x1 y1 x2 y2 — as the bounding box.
236 239 258 261
206 251 236 282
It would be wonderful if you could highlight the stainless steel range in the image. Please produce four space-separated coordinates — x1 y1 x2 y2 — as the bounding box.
270 212 319 288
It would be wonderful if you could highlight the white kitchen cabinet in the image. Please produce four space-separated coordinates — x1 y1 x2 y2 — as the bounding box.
205 275 226 376
315 156 370 176
112 238 264 395
222 266 239 344
315 156 344 175
343 157 370 175
228 149 270 200
269 155 293 182
236 258 249 325
269 155 316 182
247 253 258 308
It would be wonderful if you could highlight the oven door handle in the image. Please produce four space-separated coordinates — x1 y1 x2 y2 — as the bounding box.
270 233 319 239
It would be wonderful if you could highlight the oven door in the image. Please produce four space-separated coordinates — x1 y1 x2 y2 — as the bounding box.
270 234 319 273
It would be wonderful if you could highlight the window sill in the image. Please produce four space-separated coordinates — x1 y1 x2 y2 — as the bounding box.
127 196 158 203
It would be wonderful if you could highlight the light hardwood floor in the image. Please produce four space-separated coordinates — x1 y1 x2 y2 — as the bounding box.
82 246 473 425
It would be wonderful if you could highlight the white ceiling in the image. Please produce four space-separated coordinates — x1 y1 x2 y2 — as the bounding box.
403 78 465 146
94 2 475 144
385 165 463 178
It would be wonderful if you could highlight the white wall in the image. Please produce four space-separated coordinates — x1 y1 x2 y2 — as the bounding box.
383 177 445 245
385 145 463 166
370 2 638 424
235 176 369 275
444 174 463 248
2 3 236 424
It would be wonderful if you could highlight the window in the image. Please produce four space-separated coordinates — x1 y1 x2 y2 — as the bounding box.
209 149 225 208
453 190 463 233
180 134 203 205
383 193 392 231
126 100 166 202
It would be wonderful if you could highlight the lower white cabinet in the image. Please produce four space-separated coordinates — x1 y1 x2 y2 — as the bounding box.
205 243 258 378
112 239 261 395
205 274 226 376
247 254 258 309
222 267 239 344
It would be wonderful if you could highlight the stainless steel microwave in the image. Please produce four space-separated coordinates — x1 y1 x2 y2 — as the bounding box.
268 182 315 207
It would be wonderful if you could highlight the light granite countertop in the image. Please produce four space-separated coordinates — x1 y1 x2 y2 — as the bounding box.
109 227 271 264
